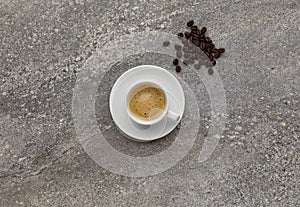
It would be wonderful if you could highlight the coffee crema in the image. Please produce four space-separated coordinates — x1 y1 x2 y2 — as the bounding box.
129 85 166 121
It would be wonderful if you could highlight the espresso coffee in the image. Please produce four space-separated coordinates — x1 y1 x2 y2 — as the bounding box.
129 85 166 121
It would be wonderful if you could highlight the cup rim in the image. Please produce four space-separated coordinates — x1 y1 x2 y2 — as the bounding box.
126 81 169 125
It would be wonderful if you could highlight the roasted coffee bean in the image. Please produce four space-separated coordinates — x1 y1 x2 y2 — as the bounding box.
205 37 212 43
208 68 214 75
218 48 225 53
199 37 205 42
191 32 199 39
192 39 200 46
187 41 194 49
184 32 191 39
175 21 224 68
192 53 197 59
212 48 218 53
194 47 201 53
200 42 206 50
207 47 212 54
199 60 206 65
191 25 198 31
187 20 194 27
199 54 207 61
176 65 181 72
189 58 195 64
191 35 198 41
184 53 191 59
194 64 201 69
214 53 221 59
173 58 179 65
175 44 182 50
178 32 184 38
205 61 213 67
183 46 190 53
187 59 193 64
201 27 207 34
176 50 182 58
195 53 202 59
163 41 170 47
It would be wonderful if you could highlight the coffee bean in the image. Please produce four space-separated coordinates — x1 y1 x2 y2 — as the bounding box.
199 54 206 61
183 59 191 65
163 41 170 47
201 27 207 34
191 32 199 39
218 48 225 53
175 44 182 50
192 53 197 59
176 65 181 73
183 46 190 53
199 36 205 42
192 39 200 46
189 58 195 64
182 38 188 44
194 64 201 69
199 60 206 65
191 25 198 31
205 37 212 43
205 61 213 67
194 47 201 53
178 32 184 38
175 21 224 69
184 53 191 59
187 20 194 27
200 42 206 50
207 47 212 54
208 68 214 75
212 48 218 53
187 41 194 49
195 53 202 59
173 58 179 65
214 53 221 59
184 32 191 39
176 51 182 58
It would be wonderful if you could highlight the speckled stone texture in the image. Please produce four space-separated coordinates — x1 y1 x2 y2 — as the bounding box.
0 0 299 206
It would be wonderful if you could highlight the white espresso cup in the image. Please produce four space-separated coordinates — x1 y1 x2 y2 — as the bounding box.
126 81 180 125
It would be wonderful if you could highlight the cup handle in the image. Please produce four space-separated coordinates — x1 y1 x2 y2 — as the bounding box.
167 110 180 122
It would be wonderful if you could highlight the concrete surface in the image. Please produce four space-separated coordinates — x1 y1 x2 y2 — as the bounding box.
0 0 299 206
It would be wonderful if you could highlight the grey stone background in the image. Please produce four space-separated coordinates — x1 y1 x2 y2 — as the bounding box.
0 0 299 206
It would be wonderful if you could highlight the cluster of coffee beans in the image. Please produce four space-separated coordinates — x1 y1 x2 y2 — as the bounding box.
172 20 225 74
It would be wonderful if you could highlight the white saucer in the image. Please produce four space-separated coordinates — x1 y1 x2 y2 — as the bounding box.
109 65 185 142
